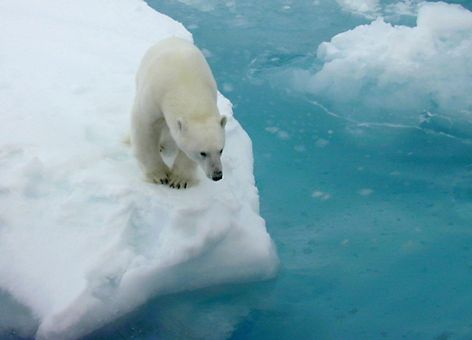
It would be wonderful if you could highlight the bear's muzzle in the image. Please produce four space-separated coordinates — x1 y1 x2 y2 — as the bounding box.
211 170 223 181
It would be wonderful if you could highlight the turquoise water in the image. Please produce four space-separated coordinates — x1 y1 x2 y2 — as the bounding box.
89 1 472 339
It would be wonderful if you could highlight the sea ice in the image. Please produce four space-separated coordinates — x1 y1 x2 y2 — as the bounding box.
0 0 278 338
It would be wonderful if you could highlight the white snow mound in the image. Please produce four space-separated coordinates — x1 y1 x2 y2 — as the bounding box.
294 1 472 124
0 0 278 338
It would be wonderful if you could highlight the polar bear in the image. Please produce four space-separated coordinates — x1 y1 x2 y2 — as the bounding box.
131 37 227 188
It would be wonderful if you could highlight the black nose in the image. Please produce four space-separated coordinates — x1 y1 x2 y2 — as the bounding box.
212 171 222 181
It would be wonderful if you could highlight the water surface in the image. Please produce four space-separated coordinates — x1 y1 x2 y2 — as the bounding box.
89 1 472 338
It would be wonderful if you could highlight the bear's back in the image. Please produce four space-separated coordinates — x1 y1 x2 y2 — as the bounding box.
136 37 218 119
137 37 216 94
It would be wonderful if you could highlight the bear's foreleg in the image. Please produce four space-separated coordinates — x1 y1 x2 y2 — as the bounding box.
168 150 197 189
158 123 177 156
132 117 170 184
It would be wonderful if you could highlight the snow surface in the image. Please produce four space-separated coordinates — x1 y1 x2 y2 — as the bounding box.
0 0 278 338
293 1 472 125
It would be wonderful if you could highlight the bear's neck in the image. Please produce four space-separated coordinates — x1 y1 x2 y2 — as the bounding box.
162 92 219 123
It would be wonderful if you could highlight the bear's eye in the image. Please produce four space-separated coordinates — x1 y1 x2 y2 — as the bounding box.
200 152 207 157
219 149 223 155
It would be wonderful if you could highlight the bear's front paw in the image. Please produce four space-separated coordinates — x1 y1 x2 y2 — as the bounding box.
167 172 195 189
146 169 169 185
154 173 169 185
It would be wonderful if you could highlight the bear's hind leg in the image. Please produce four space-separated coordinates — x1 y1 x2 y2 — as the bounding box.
168 150 197 189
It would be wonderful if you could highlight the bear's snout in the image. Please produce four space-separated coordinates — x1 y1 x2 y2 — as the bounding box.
211 171 223 181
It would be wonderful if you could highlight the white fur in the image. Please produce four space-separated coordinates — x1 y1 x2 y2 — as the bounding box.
131 37 227 188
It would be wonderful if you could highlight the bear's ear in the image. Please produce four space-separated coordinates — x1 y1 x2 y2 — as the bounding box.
177 118 186 133
220 116 227 128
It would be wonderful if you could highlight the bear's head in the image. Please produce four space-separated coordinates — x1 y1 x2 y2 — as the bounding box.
175 115 227 181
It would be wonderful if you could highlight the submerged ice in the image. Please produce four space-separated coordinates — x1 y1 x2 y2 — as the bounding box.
0 0 277 338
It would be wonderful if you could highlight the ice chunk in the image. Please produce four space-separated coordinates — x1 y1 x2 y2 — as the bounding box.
336 0 381 19
0 0 278 338
385 0 419 17
294 2 472 126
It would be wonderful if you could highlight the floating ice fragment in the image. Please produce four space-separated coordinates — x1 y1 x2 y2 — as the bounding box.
294 145 306 152
315 138 329 148
175 0 219 12
312 191 332 201
265 126 279 134
277 130 290 140
358 188 374 196
223 82 234 92
385 0 419 17
336 0 381 19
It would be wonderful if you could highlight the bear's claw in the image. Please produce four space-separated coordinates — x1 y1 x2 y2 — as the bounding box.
167 173 193 189
148 170 169 185
169 181 186 189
